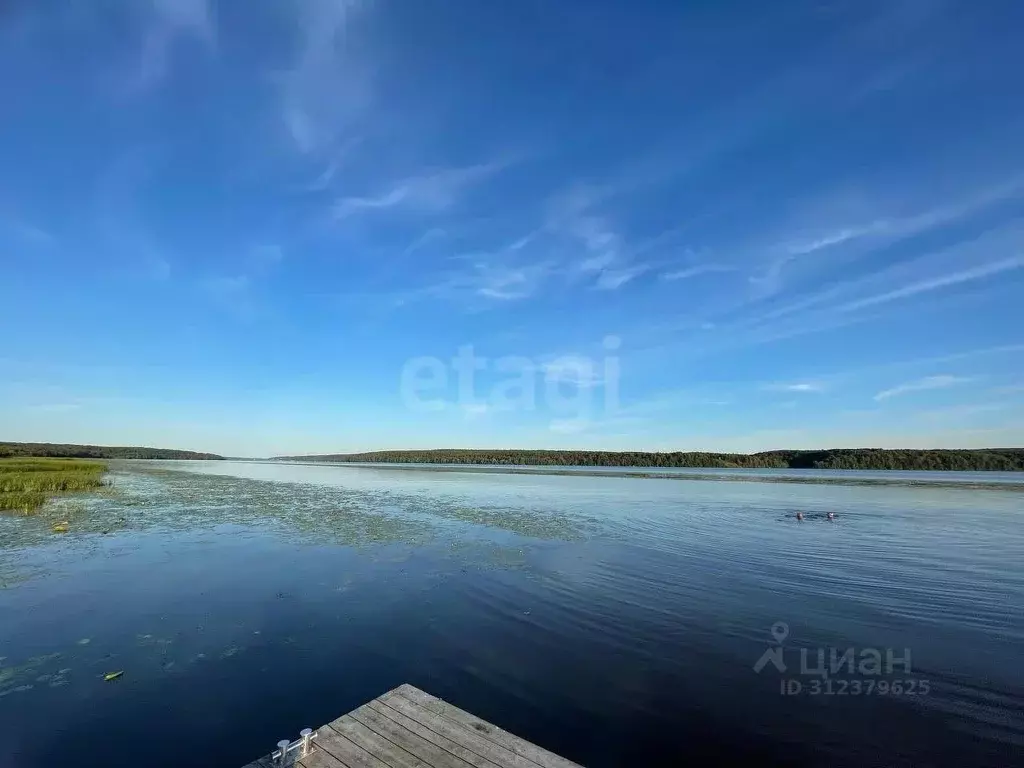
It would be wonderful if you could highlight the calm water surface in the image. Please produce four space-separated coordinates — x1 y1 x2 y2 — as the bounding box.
1 461 1022 767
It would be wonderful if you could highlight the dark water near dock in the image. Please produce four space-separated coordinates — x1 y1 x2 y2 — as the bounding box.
1 461 1022 767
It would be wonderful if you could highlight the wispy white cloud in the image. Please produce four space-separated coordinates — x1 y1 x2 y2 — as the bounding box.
885 345 1024 371
333 162 508 219
767 382 824 393
884 177 1024 237
735 227 1024 336
595 264 649 290
281 0 370 156
784 222 888 255
838 256 1024 313
777 182 1015 258
507 233 536 251
198 243 286 315
874 375 972 402
362 230 542 308
546 184 664 292
334 187 408 215
133 0 216 90
299 138 363 191
579 250 617 272
660 264 732 281
740 178 1024 307
400 228 448 258
391 251 553 307
475 267 543 301
747 254 794 298
547 185 622 271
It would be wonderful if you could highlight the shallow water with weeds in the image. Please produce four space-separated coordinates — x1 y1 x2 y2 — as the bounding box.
0 458 107 512
1 461 1022 767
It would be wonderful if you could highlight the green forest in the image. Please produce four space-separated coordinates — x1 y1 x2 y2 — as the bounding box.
0 442 223 461
281 447 1024 471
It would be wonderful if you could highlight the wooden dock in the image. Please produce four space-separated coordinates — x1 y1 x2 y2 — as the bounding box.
242 683 582 768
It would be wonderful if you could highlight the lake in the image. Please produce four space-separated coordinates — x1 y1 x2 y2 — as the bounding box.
1 461 1022 767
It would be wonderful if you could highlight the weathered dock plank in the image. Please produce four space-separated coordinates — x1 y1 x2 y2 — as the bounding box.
313 722 390 768
376 694 546 768
331 714 432 768
241 684 581 768
294 743 350 768
363 700 504 768
347 703 483 768
382 685 580 768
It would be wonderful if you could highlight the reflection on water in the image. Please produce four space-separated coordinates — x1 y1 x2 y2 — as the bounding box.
1 460 1022 767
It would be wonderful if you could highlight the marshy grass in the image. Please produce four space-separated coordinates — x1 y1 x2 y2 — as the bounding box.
0 458 108 513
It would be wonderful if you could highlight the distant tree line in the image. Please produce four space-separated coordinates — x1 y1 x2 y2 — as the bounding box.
781 448 1024 471
0 442 223 460
278 448 1024 472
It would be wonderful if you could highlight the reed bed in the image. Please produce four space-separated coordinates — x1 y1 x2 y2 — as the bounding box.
0 458 108 512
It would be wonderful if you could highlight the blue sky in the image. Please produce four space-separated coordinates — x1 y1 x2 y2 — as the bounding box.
2 0 1023 457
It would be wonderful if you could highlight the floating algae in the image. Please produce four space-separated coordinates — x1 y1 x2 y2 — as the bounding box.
0 653 63 698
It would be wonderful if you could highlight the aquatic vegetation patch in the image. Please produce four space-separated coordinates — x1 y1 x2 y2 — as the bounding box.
0 462 594 590
0 653 63 698
0 458 108 512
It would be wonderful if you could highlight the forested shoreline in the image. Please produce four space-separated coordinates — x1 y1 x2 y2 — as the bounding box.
278 448 1024 471
0 442 223 460
7 442 1022 470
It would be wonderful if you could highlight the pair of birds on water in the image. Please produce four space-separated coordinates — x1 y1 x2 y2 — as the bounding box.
796 511 835 521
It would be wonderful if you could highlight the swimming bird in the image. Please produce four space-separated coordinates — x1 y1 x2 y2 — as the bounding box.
827 512 835 521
